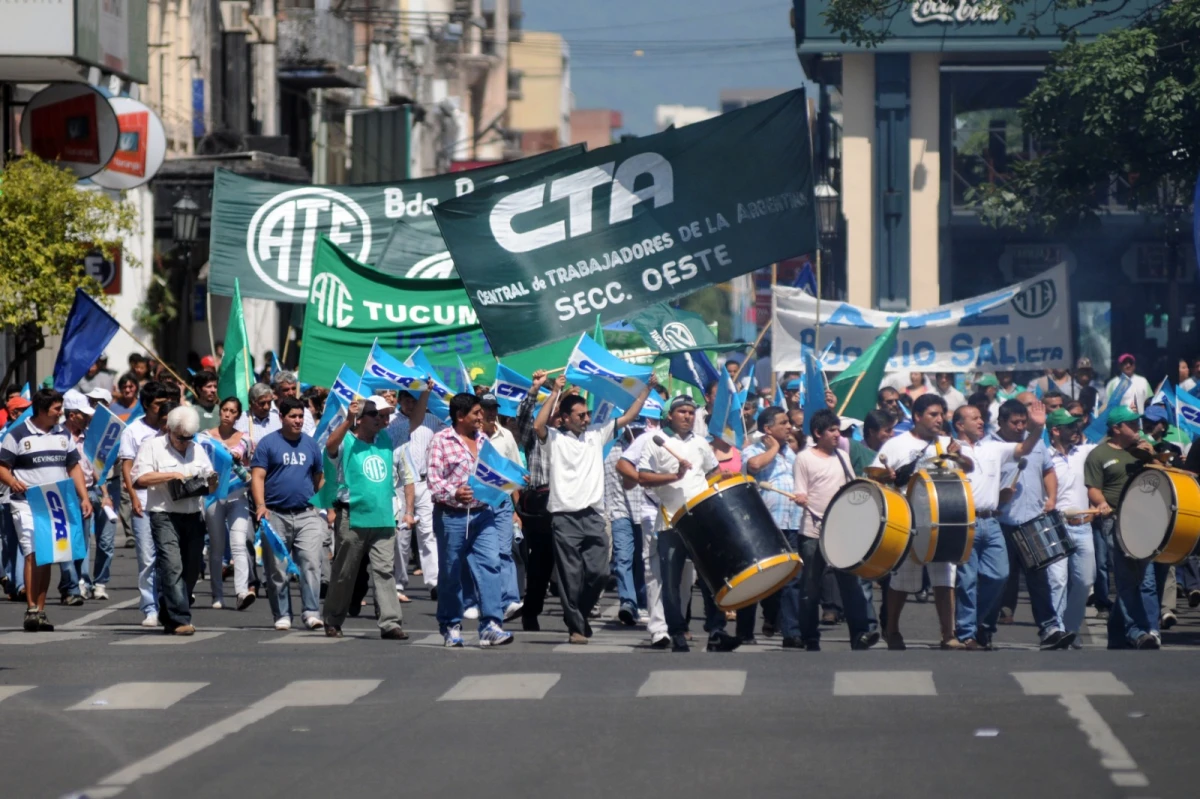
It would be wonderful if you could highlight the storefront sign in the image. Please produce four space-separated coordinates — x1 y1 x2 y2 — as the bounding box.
911 1 1003 25
19 83 119 180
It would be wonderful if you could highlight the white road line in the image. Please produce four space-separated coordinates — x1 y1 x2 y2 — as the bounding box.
260 632 348 645
551 643 636 653
68 682 209 711
439 673 561 701
1110 771 1150 788
0 631 92 645
1012 671 1131 697
1057 693 1140 771
111 632 225 646
60 597 141 629
0 686 34 704
833 671 937 696
80 680 380 798
637 669 747 698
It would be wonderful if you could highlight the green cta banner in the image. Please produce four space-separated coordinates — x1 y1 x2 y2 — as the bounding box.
628 303 742 354
432 89 817 357
208 145 585 302
298 238 576 389
373 218 457 279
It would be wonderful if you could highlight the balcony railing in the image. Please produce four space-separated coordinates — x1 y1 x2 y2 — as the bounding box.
277 9 362 88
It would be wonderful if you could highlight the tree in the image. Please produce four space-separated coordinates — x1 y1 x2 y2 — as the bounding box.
0 154 140 387
823 0 1200 231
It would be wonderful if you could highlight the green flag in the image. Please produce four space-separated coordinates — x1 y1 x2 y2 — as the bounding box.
217 279 252 410
628 304 742 355
829 319 901 421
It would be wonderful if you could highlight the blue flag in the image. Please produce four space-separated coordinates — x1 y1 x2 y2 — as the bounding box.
257 518 300 576
454 356 475 396
53 289 119 392
1151 377 1177 424
28 479 87 567
3 407 32 438
362 342 425 393
566 334 652 410
1084 376 1129 443
82 404 126 483
20 383 30 400
269 352 282 383
198 433 235 501
330 365 365 407
669 350 720 392
492 363 536 417
1175 388 1200 439
792 261 818 294
313 390 348 448
404 347 455 416
468 439 529 507
707 368 743 447
773 381 786 410
802 346 826 437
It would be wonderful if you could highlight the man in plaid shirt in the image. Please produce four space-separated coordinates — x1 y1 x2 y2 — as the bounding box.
427 393 513 648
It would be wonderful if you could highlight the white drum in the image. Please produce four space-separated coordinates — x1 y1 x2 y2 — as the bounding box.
820 479 913 581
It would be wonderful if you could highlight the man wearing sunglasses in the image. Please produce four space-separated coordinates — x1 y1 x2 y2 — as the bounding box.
1047 409 1097 646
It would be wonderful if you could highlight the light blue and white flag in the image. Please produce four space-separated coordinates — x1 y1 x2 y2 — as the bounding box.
83 404 126 483
404 347 453 417
565 334 653 410
707 368 743 447
269 351 282 383
330 365 365 407
1151 377 1176 423
1084 376 1129 443
491 364 551 417
362 341 427 394
454 356 475 396
313 390 348 448
29 479 86 567
257 518 300 576
1175 387 1200 439
198 433 235 501
640 394 664 420
468 439 529 507
802 346 826 437
20 383 30 400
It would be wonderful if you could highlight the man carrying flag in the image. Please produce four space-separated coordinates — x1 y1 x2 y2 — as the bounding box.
58 391 103 605
0 389 94 632
534 373 655 645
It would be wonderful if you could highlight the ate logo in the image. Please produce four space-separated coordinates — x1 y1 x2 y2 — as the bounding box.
309 272 354 329
361 454 388 483
247 187 372 299
405 251 457 279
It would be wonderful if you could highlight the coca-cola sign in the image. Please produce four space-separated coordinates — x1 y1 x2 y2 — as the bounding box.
911 0 1003 24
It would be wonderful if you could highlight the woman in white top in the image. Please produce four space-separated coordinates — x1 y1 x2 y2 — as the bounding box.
203 396 256 611
132 406 216 636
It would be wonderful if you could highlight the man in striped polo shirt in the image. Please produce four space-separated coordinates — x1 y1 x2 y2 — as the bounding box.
0 388 93 632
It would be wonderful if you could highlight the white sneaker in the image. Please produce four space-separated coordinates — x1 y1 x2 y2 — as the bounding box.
304 617 324 630
274 618 292 631
638 609 651 623
503 601 524 621
463 606 480 620
141 613 159 628
93 584 109 600
80 584 94 600
212 601 223 610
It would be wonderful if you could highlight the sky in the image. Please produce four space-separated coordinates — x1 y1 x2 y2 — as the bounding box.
521 0 807 135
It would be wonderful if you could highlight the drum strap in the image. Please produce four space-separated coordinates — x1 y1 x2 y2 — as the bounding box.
833 450 853 485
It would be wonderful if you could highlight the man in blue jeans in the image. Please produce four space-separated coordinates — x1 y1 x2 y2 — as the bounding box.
605 432 646 626
1084 406 1161 649
992 395 1073 649
951 401 1046 649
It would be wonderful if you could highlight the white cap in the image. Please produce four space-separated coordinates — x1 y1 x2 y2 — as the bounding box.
63 389 95 416
86 387 113 404
364 394 394 413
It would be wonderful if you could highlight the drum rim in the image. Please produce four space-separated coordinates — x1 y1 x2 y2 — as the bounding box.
715 552 803 610
1116 467 1177 560
669 473 756 528
820 479 889 572
908 470 941 563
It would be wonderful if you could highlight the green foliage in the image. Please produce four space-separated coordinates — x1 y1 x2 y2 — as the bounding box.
0 154 140 332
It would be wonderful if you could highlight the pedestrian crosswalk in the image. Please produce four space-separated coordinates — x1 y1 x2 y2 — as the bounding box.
67 682 209 711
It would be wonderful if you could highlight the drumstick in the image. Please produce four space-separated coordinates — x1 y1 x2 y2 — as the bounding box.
1061 507 1104 518
1006 457 1028 491
759 482 802 504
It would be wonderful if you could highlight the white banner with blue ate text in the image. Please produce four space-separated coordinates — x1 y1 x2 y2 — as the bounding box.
772 264 1070 373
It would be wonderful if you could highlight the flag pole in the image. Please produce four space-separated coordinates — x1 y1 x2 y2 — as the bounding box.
836 370 868 417
770 262 778 397
113 320 191 389
732 320 772 384
814 250 823 354
206 290 217 363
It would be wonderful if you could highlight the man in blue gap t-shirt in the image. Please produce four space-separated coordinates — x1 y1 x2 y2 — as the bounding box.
250 396 325 632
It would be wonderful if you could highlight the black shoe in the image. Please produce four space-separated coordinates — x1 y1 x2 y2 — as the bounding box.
1135 633 1160 650
189 593 196 607
670 633 690 653
761 620 776 638
1161 611 1178 630
853 630 881 650
781 637 805 649
1054 631 1077 650
706 631 741 653
805 639 821 652
37 612 54 632
584 621 593 638
618 604 637 626
1040 630 1067 650
522 616 541 632
429 586 438 602
22 609 39 632
1190 590 1200 609
237 592 257 611
739 635 757 646
650 635 671 650
381 626 409 641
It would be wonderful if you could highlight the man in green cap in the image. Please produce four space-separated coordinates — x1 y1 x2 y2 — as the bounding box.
1083 405 1161 649
1047 408 1098 645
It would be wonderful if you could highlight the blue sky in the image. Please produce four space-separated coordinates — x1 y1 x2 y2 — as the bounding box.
522 0 806 134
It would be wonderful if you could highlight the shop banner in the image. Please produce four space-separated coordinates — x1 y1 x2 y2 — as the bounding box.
773 264 1071 373
208 145 585 302
298 238 576 388
433 89 817 356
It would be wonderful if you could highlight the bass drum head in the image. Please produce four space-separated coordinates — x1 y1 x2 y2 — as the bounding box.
822 482 884 570
719 555 801 609
1118 470 1174 560
908 476 935 563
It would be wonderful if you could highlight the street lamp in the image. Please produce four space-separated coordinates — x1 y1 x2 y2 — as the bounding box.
814 179 840 240
172 194 201 247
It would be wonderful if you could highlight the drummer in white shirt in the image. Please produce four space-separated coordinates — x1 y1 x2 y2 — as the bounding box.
1047 408 1097 645
949 401 1045 650
870 394 973 651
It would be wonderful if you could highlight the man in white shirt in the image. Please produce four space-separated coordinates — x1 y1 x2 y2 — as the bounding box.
119 381 173 627
1105 353 1152 414
637 395 741 654
388 386 444 598
871 394 973 650
950 402 1044 650
618 419 674 648
1047 408 1097 643
534 374 652 645
236 383 283 440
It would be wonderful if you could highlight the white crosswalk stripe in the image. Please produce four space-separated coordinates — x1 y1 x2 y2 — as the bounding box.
67 682 209 711
0 686 33 704
0 631 92 645
834 671 937 696
1011 671 1131 696
112 632 225 646
260 632 348 645
637 669 747 697
439 673 561 701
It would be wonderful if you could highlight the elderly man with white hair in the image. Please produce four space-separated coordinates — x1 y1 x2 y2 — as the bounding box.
132 406 217 635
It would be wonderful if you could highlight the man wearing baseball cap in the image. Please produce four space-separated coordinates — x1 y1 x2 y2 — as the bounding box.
1105 354 1152 415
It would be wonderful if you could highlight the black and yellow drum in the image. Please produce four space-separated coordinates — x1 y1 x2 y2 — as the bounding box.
906 468 976 564
669 474 802 610
1117 466 1200 564
821 479 914 581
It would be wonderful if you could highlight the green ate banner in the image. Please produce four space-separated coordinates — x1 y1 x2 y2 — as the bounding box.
432 89 817 357
208 145 585 302
298 238 576 388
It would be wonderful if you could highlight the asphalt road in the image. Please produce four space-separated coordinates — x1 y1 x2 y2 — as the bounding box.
2 542 1197 799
